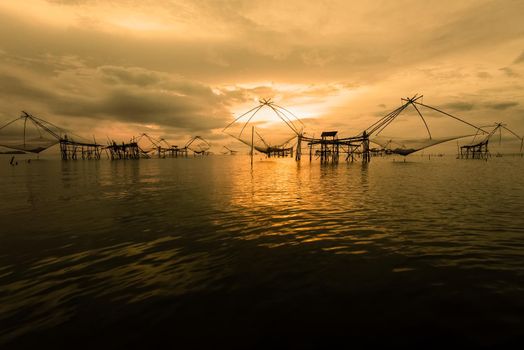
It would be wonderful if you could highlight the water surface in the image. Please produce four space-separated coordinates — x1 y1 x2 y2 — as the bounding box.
1 155 524 348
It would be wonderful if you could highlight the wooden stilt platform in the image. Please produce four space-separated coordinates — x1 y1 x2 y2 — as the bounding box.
299 131 370 163
459 140 489 159
60 137 102 160
106 141 141 160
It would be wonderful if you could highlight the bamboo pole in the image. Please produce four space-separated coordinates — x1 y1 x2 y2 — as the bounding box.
251 126 254 166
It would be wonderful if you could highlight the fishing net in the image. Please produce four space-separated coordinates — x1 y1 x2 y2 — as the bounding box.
462 123 524 153
371 134 475 155
223 99 302 153
0 113 61 153
185 136 211 154
134 133 162 154
365 95 488 156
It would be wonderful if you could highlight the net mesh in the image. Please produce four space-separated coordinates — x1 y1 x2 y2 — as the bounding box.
223 99 302 153
0 115 61 153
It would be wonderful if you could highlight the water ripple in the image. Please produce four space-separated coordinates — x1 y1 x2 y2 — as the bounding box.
1 156 524 345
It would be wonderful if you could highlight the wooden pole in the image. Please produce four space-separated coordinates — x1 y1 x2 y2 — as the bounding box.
251 126 254 166
295 134 302 161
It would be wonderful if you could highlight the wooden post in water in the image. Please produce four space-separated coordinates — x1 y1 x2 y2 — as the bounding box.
251 126 254 166
362 131 370 163
295 134 302 161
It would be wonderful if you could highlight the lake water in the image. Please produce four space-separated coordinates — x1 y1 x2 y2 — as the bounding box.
1 155 524 348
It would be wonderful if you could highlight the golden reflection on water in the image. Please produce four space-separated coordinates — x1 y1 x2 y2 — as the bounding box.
2 155 524 346
226 156 377 254
222 155 524 265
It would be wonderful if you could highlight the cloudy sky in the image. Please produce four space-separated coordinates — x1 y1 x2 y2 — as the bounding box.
1 0 523 150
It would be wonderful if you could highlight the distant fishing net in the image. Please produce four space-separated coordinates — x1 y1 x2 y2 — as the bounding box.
0 112 62 153
461 123 523 152
184 136 211 154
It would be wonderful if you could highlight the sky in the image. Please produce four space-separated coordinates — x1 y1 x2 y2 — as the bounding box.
0 0 523 151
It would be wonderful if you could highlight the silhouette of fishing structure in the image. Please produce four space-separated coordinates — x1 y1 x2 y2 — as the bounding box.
184 136 211 156
135 133 162 156
252 130 296 158
60 134 103 160
157 138 187 158
223 99 371 163
365 95 487 157
158 138 187 158
106 134 195 159
0 112 171 161
3 95 519 163
297 131 371 163
105 139 142 160
0 111 103 159
223 98 303 158
221 146 238 155
225 95 503 164
0 112 196 160
134 133 187 158
459 122 523 159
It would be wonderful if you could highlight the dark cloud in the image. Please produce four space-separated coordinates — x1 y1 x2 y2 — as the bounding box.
0 73 55 101
60 88 228 132
441 101 475 112
60 90 229 133
484 101 519 110
476 71 491 79
0 57 235 135
499 67 520 77
99 66 163 87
